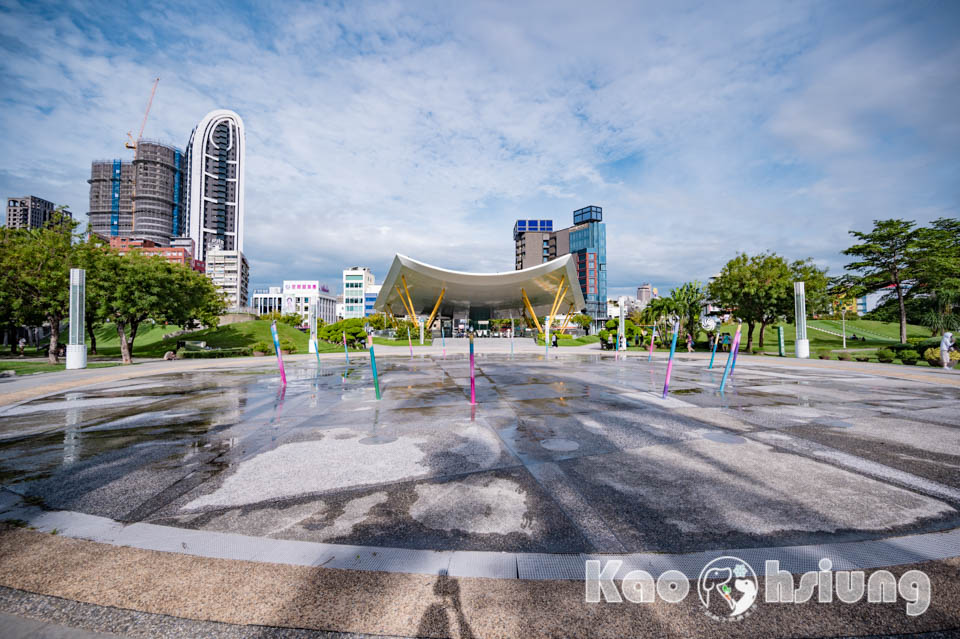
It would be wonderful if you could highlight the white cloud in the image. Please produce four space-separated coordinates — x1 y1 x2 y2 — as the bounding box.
1 0 957 299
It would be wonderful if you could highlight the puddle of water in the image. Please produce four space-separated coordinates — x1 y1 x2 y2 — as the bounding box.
701 432 747 445
540 438 580 452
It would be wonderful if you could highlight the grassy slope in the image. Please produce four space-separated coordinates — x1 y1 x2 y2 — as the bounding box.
536 335 600 346
0 361 120 375
88 320 353 357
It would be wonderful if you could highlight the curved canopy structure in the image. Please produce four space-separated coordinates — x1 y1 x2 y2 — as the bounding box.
374 254 586 328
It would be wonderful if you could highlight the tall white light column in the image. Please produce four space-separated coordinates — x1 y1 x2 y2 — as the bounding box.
794 281 809 359
66 268 87 369
308 301 318 354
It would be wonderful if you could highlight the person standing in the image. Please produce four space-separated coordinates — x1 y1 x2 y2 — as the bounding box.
17 337 26 357
686 332 694 353
552 333 559 349
941 331 955 369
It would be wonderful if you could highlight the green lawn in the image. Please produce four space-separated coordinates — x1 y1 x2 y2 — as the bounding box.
712 320 932 354
0 361 120 376
373 337 433 347
82 320 355 357
536 335 601 347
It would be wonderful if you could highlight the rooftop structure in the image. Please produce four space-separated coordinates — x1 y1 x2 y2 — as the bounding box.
374 253 585 333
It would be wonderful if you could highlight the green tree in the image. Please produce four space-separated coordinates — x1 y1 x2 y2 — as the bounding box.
3 209 78 363
73 235 111 355
708 253 802 351
842 219 919 343
913 217 960 330
99 252 224 364
668 281 706 341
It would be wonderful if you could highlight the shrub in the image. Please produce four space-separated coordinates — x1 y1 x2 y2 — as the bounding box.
924 347 960 367
838 352 852 361
855 355 871 362
177 347 250 359
279 338 296 353
875 348 896 363
898 349 920 365
252 341 272 354
817 350 831 360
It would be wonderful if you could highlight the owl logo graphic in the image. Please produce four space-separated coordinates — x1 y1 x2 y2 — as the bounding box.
697 556 759 621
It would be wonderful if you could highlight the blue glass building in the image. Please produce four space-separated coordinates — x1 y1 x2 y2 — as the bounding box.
513 206 607 328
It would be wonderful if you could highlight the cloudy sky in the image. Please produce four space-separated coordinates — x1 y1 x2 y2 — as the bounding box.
1 0 958 298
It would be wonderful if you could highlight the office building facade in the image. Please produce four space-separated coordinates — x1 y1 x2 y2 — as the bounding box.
206 249 249 310
5 196 70 229
88 141 184 244
185 110 245 264
513 206 607 326
342 267 377 319
108 236 204 272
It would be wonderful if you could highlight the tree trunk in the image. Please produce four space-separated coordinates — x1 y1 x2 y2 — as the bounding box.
86 322 97 355
758 320 767 349
745 321 756 351
47 316 60 364
895 281 907 344
117 322 132 364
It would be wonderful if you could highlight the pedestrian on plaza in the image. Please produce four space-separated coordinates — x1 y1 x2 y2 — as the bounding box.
722 333 731 352
17 337 26 357
607 333 614 349
552 333 558 349
686 332 694 353
940 331 955 369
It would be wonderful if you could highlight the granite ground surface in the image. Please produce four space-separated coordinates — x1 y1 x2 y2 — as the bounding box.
1 353 959 555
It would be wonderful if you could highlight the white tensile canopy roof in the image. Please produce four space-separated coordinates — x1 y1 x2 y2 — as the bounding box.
374 254 586 321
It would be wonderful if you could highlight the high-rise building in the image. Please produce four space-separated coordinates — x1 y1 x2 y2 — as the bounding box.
5 196 71 229
342 267 377 319
206 248 249 310
87 141 184 244
513 206 607 327
637 283 653 306
185 110 245 264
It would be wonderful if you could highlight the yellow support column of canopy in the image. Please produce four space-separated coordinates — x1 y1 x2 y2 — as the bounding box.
426 288 446 330
559 302 575 333
400 275 417 322
521 288 544 334
395 284 416 321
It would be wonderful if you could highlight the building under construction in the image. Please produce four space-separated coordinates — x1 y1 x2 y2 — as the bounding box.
87 141 185 245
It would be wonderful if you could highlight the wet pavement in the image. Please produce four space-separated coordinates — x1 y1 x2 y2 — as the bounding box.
1 354 958 554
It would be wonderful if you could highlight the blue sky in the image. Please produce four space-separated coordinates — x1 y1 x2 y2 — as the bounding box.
1 0 958 298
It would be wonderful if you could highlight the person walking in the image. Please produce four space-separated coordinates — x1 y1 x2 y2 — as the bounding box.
552 333 559 349
686 332 694 353
17 337 26 357
941 331 955 369
722 333 731 352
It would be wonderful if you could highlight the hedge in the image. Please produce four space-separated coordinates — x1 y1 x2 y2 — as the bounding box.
177 347 251 359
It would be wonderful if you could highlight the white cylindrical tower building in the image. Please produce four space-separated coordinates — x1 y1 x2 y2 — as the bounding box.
184 109 245 263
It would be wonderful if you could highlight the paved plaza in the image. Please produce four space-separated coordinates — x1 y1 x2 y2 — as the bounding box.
1 347 959 637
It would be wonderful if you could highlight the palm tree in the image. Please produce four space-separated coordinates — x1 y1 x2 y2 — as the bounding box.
668 281 706 339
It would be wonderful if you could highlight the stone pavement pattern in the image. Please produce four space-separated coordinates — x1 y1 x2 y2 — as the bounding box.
1 351 960 637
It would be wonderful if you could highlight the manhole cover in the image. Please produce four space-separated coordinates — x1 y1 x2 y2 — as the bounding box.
702 432 746 445
541 438 580 452
359 435 398 445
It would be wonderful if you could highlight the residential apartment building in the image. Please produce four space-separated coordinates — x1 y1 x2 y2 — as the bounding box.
206 249 249 310
6 195 71 229
342 267 378 319
87 141 185 244
185 110 245 264
513 205 607 327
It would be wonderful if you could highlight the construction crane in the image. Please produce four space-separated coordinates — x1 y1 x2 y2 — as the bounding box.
125 77 160 150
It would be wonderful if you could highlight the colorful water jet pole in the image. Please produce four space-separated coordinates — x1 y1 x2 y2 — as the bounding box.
469 332 476 405
368 335 381 400
270 321 287 386
718 321 742 394
708 330 720 369
661 321 679 399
